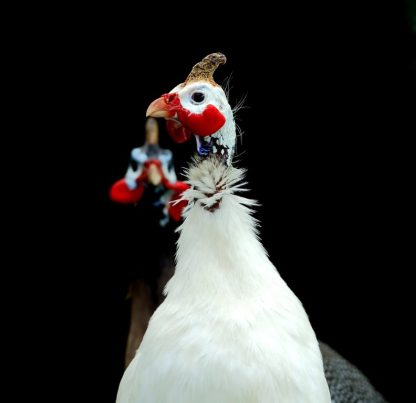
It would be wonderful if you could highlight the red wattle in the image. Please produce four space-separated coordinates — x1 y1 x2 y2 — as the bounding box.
162 179 189 193
109 179 145 204
168 197 188 222
168 184 189 221
144 159 162 169
166 120 193 143
163 177 189 221
178 104 226 137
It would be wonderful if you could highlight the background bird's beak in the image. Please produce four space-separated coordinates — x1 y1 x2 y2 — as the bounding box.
146 97 176 119
146 164 162 186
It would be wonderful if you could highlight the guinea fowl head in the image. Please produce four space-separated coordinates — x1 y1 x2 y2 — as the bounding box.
146 53 236 165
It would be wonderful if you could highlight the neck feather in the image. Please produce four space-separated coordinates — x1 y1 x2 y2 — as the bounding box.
165 157 281 302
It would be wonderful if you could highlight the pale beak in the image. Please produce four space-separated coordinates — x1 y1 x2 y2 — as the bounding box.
147 164 162 186
146 97 176 118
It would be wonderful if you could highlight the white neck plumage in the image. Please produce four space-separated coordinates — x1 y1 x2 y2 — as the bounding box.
165 155 280 306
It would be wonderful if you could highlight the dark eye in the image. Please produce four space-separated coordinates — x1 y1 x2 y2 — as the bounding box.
191 92 205 103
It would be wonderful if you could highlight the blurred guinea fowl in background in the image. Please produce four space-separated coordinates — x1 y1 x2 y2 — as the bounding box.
110 118 188 366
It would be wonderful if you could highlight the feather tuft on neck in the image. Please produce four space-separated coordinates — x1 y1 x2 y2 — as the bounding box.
177 155 254 215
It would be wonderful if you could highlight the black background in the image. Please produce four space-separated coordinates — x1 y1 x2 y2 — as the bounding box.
22 2 414 402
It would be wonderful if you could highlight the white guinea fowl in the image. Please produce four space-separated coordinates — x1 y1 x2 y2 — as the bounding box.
117 53 331 403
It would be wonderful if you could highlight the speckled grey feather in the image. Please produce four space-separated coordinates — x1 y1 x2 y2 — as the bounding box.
320 342 387 403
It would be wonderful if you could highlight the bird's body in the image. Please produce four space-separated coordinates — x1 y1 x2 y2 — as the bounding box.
117 158 331 403
117 53 331 402
320 343 386 403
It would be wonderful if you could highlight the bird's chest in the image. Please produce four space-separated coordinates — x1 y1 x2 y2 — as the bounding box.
134 304 318 403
